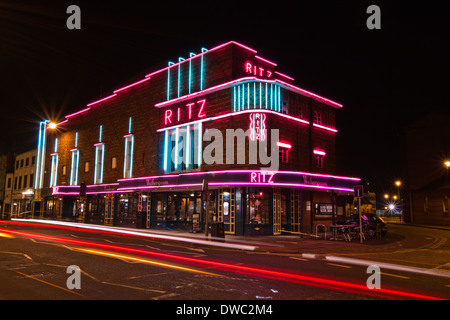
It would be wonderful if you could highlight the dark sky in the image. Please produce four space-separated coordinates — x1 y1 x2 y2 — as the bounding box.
0 1 448 195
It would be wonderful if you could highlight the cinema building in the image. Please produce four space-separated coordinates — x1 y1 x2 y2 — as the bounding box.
34 41 360 235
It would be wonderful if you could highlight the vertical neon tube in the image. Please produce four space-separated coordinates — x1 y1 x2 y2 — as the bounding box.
259 82 262 108
265 83 268 109
34 122 43 189
278 86 281 112
70 151 75 186
94 146 98 184
200 48 208 90
123 138 128 178
75 132 78 148
186 125 190 168
233 86 236 112
178 57 184 98
247 83 250 109
54 138 58 153
175 127 179 170
197 122 202 167
241 84 245 110
253 82 256 108
189 52 195 94
167 61 174 101
163 130 168 172
129 136 134 178
38 121 48 189
100 145 105 184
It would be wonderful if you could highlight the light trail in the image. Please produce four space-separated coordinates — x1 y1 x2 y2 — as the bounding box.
0 226 446 300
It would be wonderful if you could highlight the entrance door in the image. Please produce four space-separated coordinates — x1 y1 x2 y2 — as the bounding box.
218 188 235 234
290 189 301 234
273 191 281 235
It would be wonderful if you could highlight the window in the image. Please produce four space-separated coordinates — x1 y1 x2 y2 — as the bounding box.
20 159 24 168
94 144 105 184
32 156 36 165
49 154 59 188
123 135 134 178
84 161 90 173
111 157 117 169
26 158 29 166
70 149 80 186
29 173 34 188
298 107 303 119
7 177 11 188
279 148 288 163
163 123 202 173
18 176 22 189
23 175 28 189
313 111 322 125
62 166 67 176
315 154 324 168
16 161 19 169
281 100 288 114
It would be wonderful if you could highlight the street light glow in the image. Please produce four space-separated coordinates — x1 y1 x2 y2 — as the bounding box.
395 180 401 187
48 122 57 129
445 161 450 168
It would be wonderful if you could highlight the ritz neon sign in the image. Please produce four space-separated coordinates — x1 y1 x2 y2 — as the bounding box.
164 99 206 126
250 171 275 184
245 62 272 78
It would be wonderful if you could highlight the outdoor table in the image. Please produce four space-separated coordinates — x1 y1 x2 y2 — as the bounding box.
330 224 356 241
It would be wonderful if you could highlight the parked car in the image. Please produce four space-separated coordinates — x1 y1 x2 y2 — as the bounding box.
336 213 387 237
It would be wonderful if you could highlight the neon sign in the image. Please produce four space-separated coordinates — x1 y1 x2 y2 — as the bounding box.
250 171 275 184
245 62 272 78
249 113 266 141
164 99 207 126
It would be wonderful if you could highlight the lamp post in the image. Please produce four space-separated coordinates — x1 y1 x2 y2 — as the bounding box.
395 180 402 221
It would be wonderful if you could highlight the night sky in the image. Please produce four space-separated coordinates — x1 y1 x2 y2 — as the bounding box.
0 1 448 196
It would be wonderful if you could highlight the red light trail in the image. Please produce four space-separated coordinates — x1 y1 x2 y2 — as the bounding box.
0 222 447 300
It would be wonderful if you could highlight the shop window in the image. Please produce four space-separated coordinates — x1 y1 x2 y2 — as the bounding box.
246 189 269 224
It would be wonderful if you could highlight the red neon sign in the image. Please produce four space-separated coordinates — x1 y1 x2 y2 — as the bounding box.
245 62 272 78
249 113 266 141
164 99 207 126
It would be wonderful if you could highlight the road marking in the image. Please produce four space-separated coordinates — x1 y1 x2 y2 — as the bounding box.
380 272 410 279
15 271 84 297
326 256 450 279
289 257 309 262
327 263 352 269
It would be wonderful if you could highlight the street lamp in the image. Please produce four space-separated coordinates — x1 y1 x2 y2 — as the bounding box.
394 180 402 221
48 122 57 129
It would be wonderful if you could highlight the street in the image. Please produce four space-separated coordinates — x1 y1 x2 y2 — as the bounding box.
0 219 449 302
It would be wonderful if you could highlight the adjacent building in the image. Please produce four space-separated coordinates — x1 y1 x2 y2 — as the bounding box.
401 112 450 226
34 41 360 235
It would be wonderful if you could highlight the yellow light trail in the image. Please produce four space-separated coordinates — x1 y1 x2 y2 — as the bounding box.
73 247 222 277
0 232 15 239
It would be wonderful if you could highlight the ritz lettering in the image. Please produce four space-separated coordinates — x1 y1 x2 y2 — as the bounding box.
245 62 272 78
164 99 206 126
250 171 275 184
